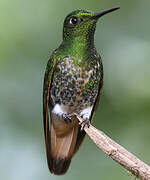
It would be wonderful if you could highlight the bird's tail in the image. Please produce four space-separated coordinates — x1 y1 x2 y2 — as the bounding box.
48 118 79 175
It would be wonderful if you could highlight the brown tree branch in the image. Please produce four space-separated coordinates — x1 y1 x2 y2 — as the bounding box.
74 113 150 180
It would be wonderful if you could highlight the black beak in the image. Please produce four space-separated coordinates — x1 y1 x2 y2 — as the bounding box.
92 7 120 19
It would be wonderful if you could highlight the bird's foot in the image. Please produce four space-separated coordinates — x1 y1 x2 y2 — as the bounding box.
63 114 74 123
79 117 90 131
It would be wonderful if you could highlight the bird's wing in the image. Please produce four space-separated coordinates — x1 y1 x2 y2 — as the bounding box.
90 55 103 122
43 57 57 166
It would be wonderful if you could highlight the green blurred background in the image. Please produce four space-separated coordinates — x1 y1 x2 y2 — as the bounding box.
0 0 150 179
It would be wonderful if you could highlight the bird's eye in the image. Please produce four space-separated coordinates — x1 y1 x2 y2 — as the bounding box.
70 17 82 25
70 17 78 25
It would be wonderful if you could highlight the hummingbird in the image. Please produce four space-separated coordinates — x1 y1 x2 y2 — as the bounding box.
43 7 119 175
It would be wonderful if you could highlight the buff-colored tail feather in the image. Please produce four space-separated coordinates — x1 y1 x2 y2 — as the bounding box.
49 120 78 175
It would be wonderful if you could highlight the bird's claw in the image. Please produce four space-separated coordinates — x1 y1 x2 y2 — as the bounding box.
79 118 90 131
63 114 74 123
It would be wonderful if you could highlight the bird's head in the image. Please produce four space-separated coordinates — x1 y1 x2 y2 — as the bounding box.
63 8 119 41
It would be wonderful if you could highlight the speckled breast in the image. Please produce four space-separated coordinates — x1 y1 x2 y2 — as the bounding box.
50 56 101 112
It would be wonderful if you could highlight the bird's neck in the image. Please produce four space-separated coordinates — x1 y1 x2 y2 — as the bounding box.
59 35 95 58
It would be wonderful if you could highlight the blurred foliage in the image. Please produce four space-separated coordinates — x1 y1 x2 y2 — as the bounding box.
0 0 150 180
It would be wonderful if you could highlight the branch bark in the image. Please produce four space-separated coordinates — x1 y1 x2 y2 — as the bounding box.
74 113 150 180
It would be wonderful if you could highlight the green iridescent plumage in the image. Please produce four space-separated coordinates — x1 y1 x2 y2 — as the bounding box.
43 7 119 175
